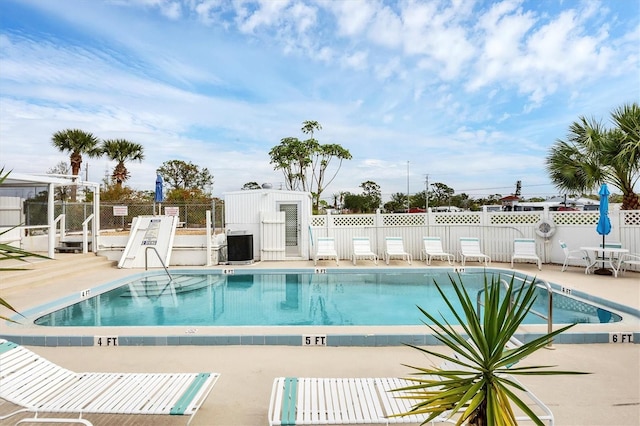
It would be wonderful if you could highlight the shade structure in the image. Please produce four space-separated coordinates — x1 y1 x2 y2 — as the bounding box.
154 174 163 215
595 183 612 275
597 184 611 236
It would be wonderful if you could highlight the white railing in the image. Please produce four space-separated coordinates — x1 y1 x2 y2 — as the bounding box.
81 214 94 254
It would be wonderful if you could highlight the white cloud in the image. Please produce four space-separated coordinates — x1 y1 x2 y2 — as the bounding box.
1 0 638 199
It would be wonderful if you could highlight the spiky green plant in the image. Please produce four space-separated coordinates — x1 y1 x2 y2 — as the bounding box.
0 167 46 322
394 273 588 426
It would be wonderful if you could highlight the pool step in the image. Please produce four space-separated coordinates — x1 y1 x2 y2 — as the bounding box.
120 275 219 297
0 253 116 292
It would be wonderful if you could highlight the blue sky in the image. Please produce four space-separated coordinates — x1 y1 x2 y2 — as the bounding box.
1 0 638 202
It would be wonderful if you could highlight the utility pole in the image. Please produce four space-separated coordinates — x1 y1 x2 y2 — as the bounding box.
406 161 410 212
425 174 429 211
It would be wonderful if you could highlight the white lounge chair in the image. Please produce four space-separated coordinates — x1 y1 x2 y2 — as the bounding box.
268 374 553 426
459 237 490 266
352 237 378 265
383 237 412 265
559 240 591 273
511 238 542 270
420 236 454 265
0 339 219 426
268 377 442 426
314 237 339 266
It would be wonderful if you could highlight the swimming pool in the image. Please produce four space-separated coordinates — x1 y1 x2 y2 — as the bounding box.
33 269 621 327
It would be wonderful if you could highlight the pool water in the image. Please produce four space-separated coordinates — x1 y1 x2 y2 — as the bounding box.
34 270 621 327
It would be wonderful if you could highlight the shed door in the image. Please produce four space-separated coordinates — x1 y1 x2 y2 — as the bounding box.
279 202 300 257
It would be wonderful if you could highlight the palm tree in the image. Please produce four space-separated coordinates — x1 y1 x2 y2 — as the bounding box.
51 129 102 202
101 139 145 188
545 102 640 210
394 273 586 425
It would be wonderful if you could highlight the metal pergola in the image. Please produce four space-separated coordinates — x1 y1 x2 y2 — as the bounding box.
0 173 100 258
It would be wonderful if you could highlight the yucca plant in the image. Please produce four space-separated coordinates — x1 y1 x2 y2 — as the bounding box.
394 273 588 425
0 167 46 322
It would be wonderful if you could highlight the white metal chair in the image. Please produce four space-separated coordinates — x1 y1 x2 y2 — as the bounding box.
511 238 542 270
459 237 490 266
0 339 220 426
352 237 378 265
383 237 412 265
617 253 640 276
420 236 454 265
559 240 591 273
314 237 339 266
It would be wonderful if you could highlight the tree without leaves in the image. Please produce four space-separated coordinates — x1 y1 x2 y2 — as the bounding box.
546 102 639 210
51 129 102 202
101 139 145 188
47 161 71 202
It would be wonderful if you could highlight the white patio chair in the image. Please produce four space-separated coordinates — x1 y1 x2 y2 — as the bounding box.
314 237 339 266
383 237 412 265
511 238 542 270
420 236 454 265
559 240 591 273
0 339 219 425
352 237 378 265
617 253 640 276
459 237 490 266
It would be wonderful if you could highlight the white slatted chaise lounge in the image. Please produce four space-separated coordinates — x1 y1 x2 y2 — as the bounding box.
352 237 378 265
383 237 412 265
268 374 553 426
314 237 339 266
268 377 443 426
511 238 542 270
459 237 491 266
0 339 220 426
420 237 454 265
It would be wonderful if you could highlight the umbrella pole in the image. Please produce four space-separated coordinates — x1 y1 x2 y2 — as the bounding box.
594 234 612 275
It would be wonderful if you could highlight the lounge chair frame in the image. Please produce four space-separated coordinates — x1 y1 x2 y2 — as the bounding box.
314 237 339 266
511 238 542 270
269 374 553 426
420 236 454 265
0 339 219 426
459 237 491 266
351 237 378 265
383 237 412 265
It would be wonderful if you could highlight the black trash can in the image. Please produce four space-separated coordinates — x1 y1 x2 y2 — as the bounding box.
227 231 253 265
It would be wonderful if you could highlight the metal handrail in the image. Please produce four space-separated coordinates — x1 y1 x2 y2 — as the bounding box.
476 274 554 348
81 214 94 254
145 246 173 280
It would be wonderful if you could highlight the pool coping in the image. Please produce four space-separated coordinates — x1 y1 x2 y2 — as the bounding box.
2 266 639 347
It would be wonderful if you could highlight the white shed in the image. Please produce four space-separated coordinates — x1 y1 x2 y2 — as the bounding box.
224 189 312 261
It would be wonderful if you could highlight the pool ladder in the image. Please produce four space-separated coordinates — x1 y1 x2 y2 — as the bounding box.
145 246 173 281
476 275 554 348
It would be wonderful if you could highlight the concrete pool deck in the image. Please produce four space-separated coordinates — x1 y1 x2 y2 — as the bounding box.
1 256 639 425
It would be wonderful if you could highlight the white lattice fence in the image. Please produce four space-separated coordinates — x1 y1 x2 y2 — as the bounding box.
309 210 640 269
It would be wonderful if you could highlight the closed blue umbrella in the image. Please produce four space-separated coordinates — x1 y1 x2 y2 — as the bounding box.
154 174 163 215
595 183 611 274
